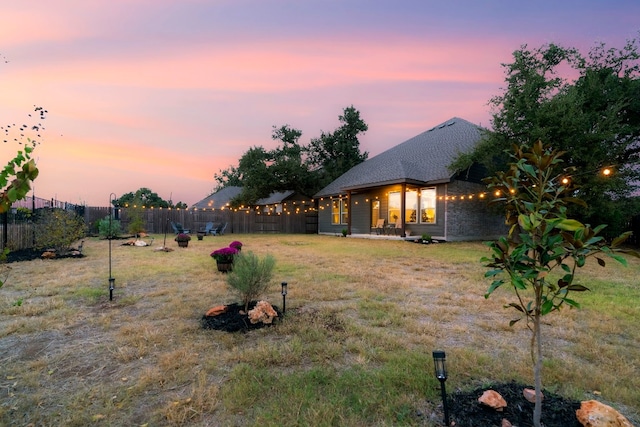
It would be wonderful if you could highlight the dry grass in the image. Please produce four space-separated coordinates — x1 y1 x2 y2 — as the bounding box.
0 234 638 426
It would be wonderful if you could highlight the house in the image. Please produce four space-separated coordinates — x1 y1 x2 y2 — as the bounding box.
255 190 312 214
192 187 312 213
313 117 506 241
191 186 243 210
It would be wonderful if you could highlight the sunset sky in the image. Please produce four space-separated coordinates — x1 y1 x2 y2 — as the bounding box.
1 0 638 207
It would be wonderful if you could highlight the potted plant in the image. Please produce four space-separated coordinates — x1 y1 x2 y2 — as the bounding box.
211 246 239 272
196 231 206 240
341 228 348 237
229 241 243 252
174 233 191 247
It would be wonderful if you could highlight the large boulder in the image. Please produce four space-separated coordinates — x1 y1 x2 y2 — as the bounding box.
576 400 634 427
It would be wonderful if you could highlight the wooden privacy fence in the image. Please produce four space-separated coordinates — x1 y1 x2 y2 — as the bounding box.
110 208 318 235
1 207 318 251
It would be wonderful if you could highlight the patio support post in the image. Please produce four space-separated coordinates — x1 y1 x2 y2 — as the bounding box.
346 190 352 235
400 183 406 237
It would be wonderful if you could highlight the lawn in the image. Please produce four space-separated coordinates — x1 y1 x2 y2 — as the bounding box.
0 234 638 426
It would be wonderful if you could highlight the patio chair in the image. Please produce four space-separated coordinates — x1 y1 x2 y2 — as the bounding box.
171 221 190 234
393 221 404 236
372 219 385 235
201 222 214 235
211 222 227 236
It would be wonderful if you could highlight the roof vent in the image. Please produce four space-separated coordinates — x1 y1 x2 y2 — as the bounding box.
438 124 446 129
447 121 455 126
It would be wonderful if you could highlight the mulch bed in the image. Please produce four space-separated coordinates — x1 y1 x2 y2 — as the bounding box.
5 248 85 263
201 302 283 333
447 381 581 427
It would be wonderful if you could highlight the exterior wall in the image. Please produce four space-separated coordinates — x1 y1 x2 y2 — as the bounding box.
349 193 371 234
316 185 447 238
443 180 507 241
316 180 508 241
316 196 346 235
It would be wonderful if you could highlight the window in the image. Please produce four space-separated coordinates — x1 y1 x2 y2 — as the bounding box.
406 190 418 223
388 192 401 224
420 188 436 223
331 199 348 225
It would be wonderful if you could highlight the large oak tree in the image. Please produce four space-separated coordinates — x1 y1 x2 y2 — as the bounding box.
453 37 640 237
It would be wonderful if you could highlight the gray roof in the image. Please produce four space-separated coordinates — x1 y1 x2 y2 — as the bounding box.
191 187 301 209
256 190 296 205
191 186 242 209
314 117 483 197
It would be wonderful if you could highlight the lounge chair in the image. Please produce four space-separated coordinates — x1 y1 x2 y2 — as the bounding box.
201 222 214 235
393 221 403 236
211 222 227 236
170 221 190 234
372 219 385 235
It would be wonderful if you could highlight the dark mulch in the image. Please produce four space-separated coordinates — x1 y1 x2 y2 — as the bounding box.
201 302 283 333
447 381 581 427
5 248 85 263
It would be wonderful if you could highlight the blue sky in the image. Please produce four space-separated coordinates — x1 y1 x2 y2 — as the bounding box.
0 0 637 206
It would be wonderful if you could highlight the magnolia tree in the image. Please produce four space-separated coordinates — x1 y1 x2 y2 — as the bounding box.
482 141 638 427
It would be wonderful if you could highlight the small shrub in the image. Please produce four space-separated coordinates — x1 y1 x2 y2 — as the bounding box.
98 215 121 239
127 208 145 235
226 251 275 312
34 208 86 255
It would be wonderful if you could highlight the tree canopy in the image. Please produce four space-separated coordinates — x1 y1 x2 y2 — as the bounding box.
114 188 186 209
452 37 640 237
213 106 368 207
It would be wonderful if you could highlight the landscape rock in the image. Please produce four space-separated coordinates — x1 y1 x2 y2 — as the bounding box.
248 300 278 324
576 400 634 427
523 388 544 403
478 390 507 412
205 305 228 316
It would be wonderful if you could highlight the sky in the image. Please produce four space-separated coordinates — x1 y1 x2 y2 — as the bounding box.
1 0 638 207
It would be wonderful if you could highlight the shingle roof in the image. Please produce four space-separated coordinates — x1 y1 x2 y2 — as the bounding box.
191 186 242 209
314 117 483 197
256 190 296 205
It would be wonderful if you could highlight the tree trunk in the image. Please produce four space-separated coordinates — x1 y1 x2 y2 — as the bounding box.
533 307 543 427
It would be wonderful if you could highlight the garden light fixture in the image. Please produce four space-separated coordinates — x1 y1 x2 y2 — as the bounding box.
109 193 116 301
281 282 288 315
432 350 450 426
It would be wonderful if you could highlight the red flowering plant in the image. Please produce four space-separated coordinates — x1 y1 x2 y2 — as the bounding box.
210 246 238 263
174 233 191 242
229 241 243 250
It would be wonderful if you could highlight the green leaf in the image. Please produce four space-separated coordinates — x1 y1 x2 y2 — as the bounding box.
511 276 527 290
484 269 503 278
566 284 589 292
562 297 581 309
509 318 521 327
541 299 554 315
555 219 584 232
485 279 504 297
